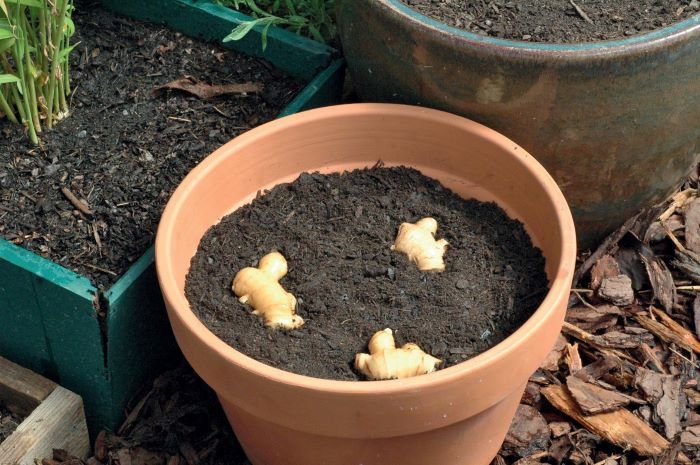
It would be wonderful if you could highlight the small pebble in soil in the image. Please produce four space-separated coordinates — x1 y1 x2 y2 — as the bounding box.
186 166 549 381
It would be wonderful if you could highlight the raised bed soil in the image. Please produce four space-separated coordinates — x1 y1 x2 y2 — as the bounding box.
0 0 302 287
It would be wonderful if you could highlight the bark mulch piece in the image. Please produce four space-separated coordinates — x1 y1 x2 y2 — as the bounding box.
401 0 700 43
0 0 302 288
47 169 700 464
0 401 23 443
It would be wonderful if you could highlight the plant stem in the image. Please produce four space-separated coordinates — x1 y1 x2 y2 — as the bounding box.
46 0 68 129
0 87 19 123
0 54 27 124
22 16 42 134
62 64 69 111
26 59 42 133
60 30 69 113
11 17 38 144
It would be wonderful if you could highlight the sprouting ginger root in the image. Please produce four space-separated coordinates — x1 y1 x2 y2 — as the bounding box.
354 328 442 380
232 251 304 330
391 217 448 272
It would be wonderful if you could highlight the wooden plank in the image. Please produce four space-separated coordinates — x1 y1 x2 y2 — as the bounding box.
0 356 56 417
0 387 89 465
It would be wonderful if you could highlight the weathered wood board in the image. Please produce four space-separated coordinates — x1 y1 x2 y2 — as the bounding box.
0 356 89 465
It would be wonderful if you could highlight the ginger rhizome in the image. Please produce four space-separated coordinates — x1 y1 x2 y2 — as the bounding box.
232 251 304 330
354 328 442 380
391 217 448 272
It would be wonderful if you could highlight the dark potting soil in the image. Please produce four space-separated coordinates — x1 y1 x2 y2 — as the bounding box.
402 0 699 43
0 1 302 288
186 166 549 380
0 402 22 443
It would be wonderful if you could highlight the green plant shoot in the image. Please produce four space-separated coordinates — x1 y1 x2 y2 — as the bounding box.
0 0 75 144
217 0 336 50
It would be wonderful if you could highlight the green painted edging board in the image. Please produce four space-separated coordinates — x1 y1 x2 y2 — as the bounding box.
0 0 344 437
280 58 346 117
0 241 112 431
98 0 338 81
0 240 96 296
104 247 181 430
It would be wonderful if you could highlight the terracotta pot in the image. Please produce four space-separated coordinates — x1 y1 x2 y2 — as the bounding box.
155 104 576 465
336 0 700 249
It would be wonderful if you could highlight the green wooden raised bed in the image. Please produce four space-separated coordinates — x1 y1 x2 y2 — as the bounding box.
0 0 343 436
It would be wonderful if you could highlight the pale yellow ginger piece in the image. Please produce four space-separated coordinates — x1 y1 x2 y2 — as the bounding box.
355 328 442 380
391 217 448 272
232 251 304 330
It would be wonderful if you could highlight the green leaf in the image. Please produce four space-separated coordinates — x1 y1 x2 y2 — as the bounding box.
285 14 307 25
0 36 14 53
222 18 266 42
0 73 20 85
261 20 274 50
64 15 75 37
4 0 43 8
56 41 77 63
0 0 8 18
0 25 13 40
308 24 324 43
282 0 297 16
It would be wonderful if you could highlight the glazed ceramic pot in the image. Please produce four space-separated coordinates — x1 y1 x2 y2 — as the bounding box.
336 0 700 248
155 104 576 465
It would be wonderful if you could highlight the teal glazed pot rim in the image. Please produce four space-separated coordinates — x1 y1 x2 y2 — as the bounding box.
386 0 700 56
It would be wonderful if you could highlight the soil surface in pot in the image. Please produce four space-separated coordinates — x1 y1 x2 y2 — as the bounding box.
0 0 302 287
402 0 699 43
0 402 23 442
186 166 548 380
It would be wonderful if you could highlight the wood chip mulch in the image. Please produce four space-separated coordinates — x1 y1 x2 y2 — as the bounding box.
44 169 700 465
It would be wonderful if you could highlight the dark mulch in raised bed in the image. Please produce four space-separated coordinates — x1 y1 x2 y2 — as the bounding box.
402 0 699 43
0 402 22 443
0 0 302 288
185 166 548 380
47 168 700 465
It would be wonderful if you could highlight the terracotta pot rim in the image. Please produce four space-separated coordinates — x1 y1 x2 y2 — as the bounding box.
156 103 576 396
382 0 700 57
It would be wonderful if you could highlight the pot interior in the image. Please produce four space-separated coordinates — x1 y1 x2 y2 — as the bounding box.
164 105 570 296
